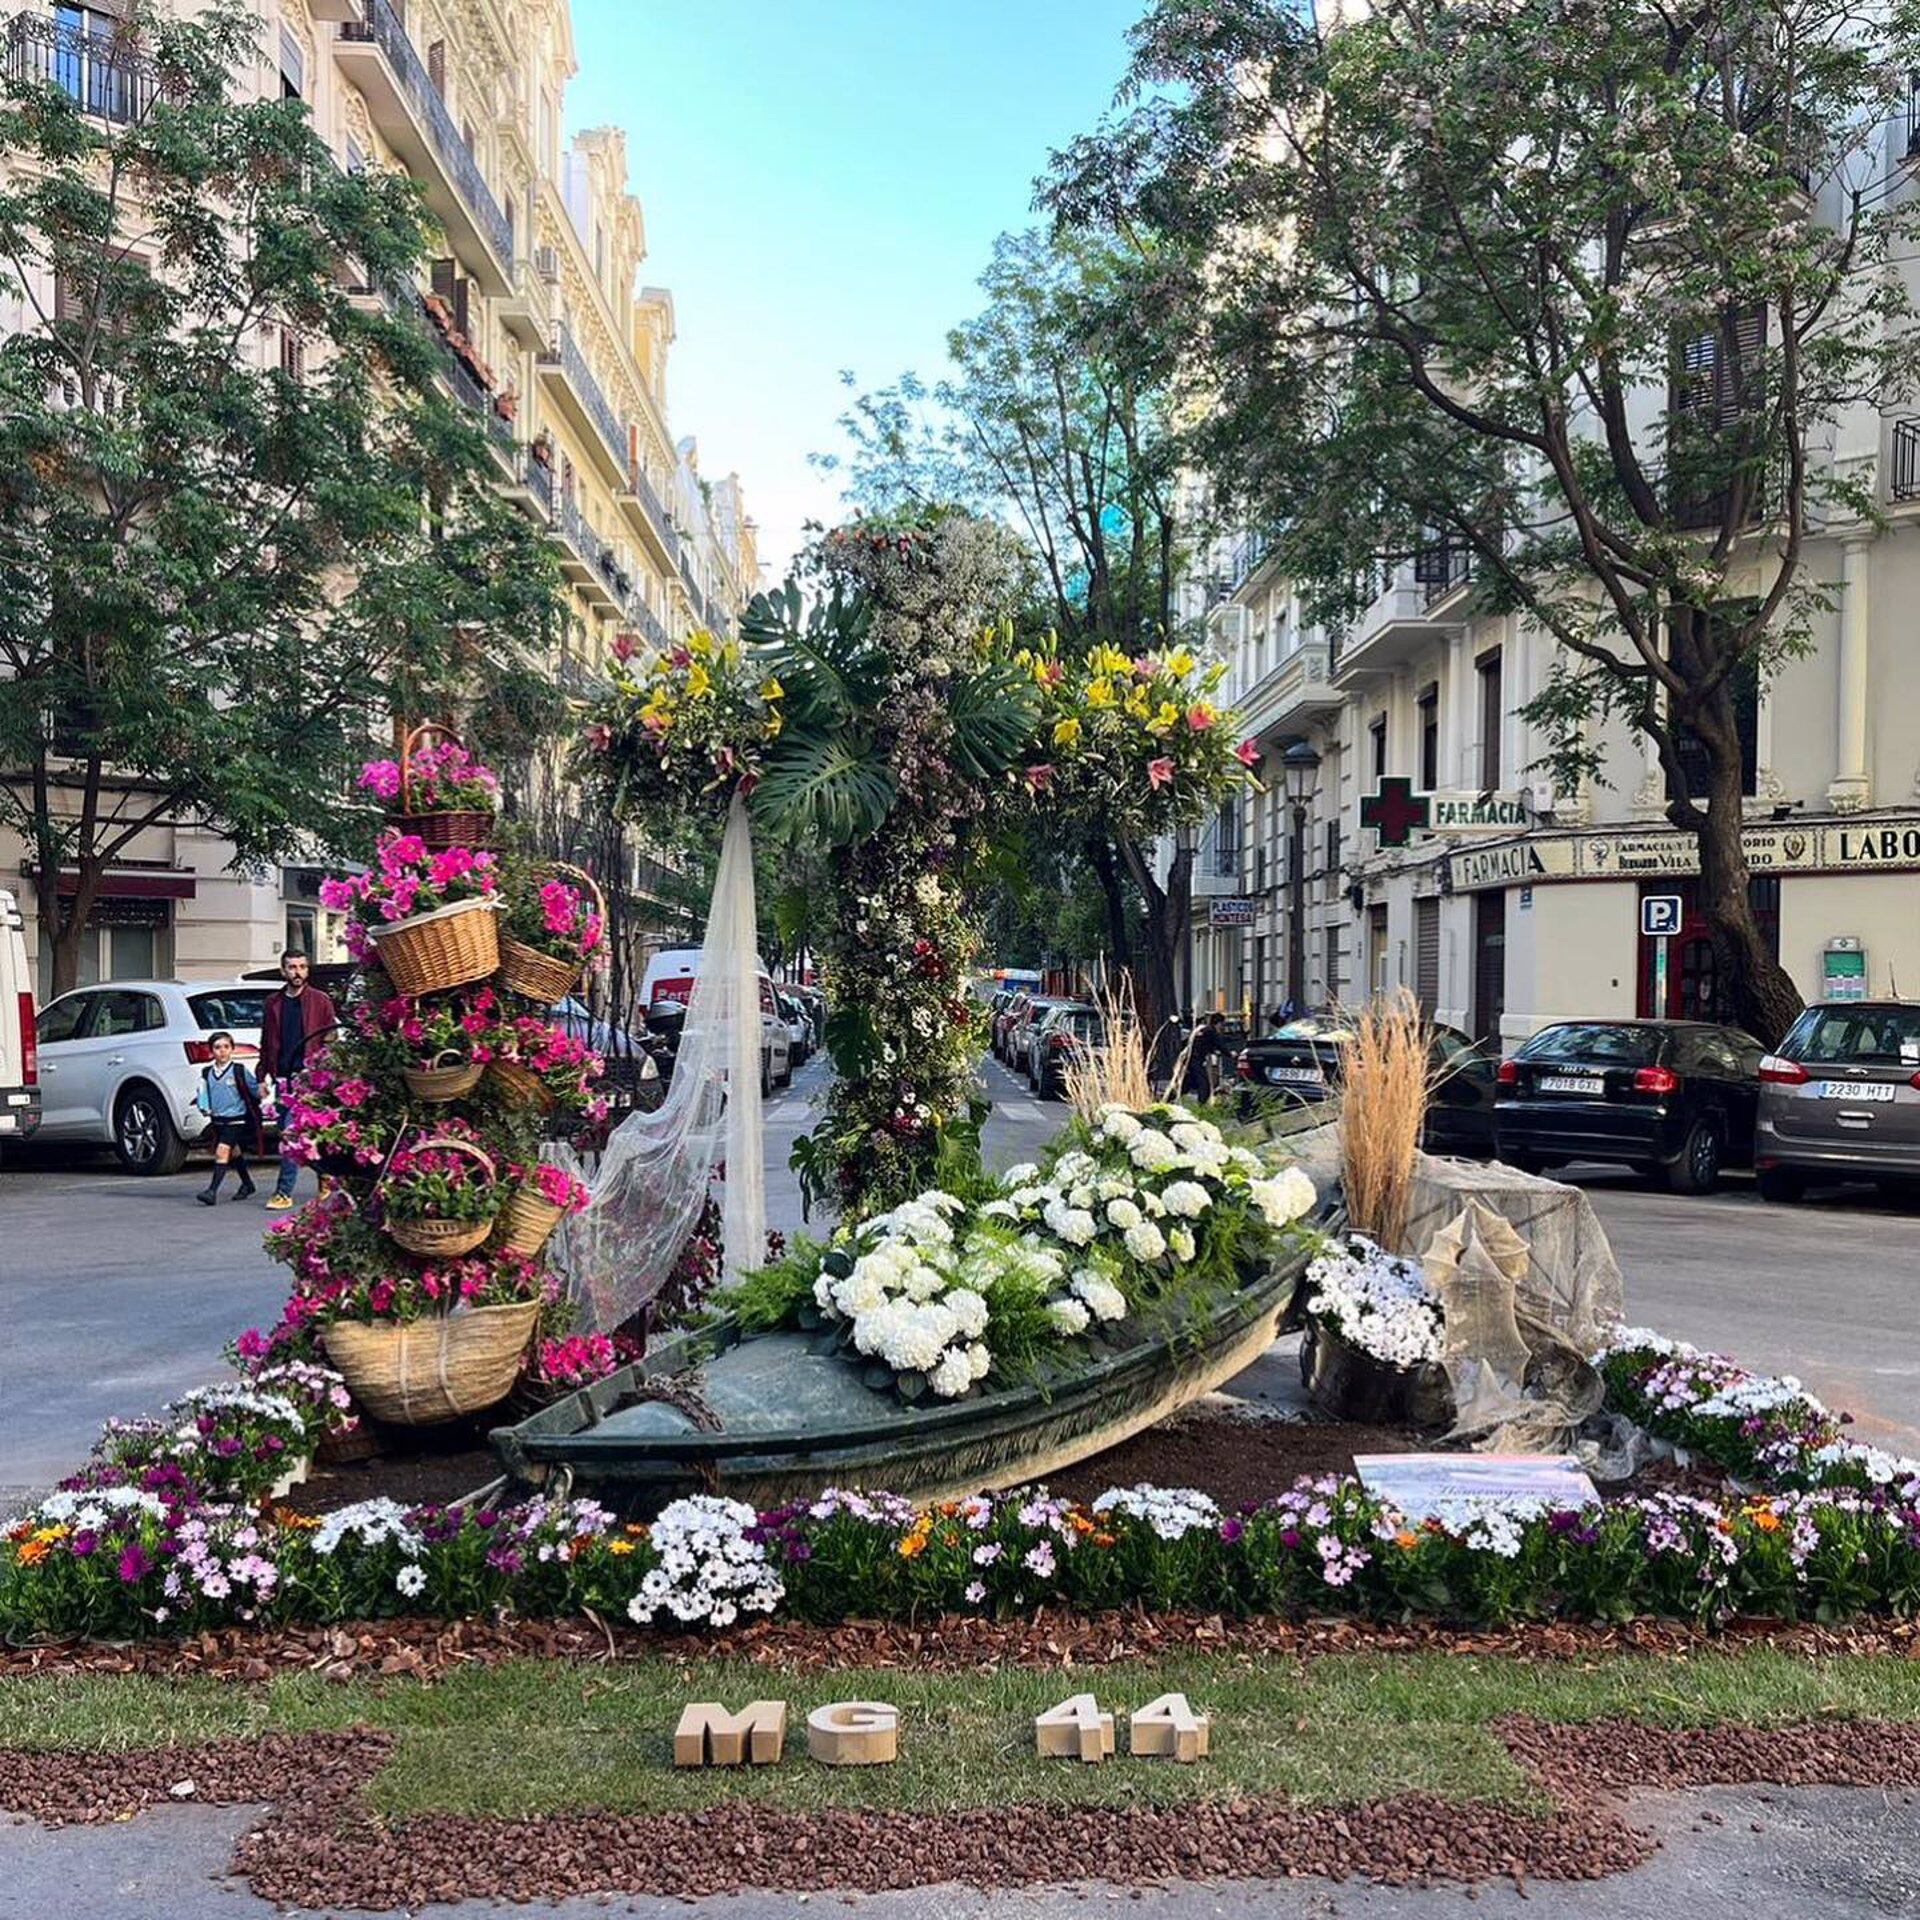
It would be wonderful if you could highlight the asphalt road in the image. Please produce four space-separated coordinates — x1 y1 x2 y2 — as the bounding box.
3 1053 1914 1504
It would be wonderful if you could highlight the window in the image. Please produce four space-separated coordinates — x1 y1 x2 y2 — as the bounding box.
1369 715 1388 782
1324 924 1340 1006
35 994 92 1045
89 989 163 1037
428 38 447 97
278 328 304 380
277 25 303 99
1669 306 1766 528
188 990 269 1033
1324 816 1342 876
1418 685 1440 790
1477 650 1503 789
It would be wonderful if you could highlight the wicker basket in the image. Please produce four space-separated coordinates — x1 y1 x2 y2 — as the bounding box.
495 862 604 1004
388 722 496 849
371 897 500 997
497 1185 568 1258
321 1301 541 1426
487 1056 555 1111
402 1050 485 1103
383 1135 498 1257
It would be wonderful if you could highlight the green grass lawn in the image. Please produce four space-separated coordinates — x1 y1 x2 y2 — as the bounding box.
4 1650 1918 1818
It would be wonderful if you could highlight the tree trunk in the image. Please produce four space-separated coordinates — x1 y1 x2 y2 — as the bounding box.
35 870 92 998
1086 835 1132 977
1119 833 1190 1045
1667 685 1804 1048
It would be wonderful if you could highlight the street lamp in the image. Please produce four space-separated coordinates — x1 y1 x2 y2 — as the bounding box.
1281 739 1321 1011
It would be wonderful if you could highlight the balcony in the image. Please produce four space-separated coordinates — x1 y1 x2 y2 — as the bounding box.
617 461 679 570
1332 564 1468 682
1238 640 1343 742
623 591 668 651
335 0 514 294
1190 830 1244 900
1415 538 1473 610
501 443 554 523
496 259 550 352
6 11 169 123
350 271 513 467
536 324 629 488
1891 418 1920 504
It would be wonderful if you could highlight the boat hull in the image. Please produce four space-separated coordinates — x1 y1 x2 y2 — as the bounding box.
492 1227 1326 1510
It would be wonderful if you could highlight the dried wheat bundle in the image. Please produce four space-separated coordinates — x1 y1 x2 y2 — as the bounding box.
1338 987 1433 1253
1064 980 1155 1121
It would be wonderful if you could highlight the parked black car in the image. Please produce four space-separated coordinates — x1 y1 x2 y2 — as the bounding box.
1231 1015 1499 1157
1494 1018 1763 1192
1027 1003 1106 1099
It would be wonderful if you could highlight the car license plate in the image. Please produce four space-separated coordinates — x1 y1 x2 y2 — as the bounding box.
1266 1066 1324 1085
1820 1080 1895 1102
1539 1074 1604 1096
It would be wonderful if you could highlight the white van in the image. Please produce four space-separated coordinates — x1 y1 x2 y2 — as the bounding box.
0 890 42 1144
639 948 791 1092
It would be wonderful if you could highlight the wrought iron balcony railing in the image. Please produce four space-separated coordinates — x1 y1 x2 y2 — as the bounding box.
540 323 628 473
1893 419 1920 503
339 0 513 268
6 11 166 124
625 459 679 561
1414 538 1472 606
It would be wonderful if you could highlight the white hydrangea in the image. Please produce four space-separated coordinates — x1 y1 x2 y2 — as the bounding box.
1099 1107 1144 1143
1003 1162 1040 1187
1248 1166 1317 1228
1105 1196 1144 1231
1129 1129 1181 1172
1160 1180 1212 1218
1046 1296 1092 1335
1124 1220 1168 1262
1167 1224 1197 1264
1072 1271 1129 1322
1043 1200 1098 1247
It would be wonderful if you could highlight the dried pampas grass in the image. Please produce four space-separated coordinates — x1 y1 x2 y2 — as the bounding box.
1064 981 1155 1121
1338 988 1432 1253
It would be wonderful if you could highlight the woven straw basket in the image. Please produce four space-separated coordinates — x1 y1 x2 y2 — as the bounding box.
372 898 500 997
389 722 496 850
323 1300 541 1426
496 861 603 1004
383 1135 497 1258
486 1057 555 1111
497 1186 567 1258
402 1050 485 1103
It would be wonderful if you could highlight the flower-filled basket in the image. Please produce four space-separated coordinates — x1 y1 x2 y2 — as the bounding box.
1299 1236 1454 1431
488 1055 555 1112
402 1047 485 1103
380 1134 500 1258
371 723 499 850
372 897 501 997
321 1300 541 1426
496 861 606 1004
496 1161 591 1258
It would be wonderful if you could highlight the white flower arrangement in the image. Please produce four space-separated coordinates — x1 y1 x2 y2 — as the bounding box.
1091 1483 1221 1541
625 1494 783 1629
1305 1236 1445 1370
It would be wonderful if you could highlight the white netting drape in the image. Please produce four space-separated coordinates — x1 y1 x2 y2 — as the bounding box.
549 792 767 1329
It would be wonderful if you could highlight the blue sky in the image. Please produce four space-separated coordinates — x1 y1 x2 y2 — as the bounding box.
563 0 1145 579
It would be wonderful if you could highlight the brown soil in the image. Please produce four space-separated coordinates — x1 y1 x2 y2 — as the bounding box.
1050 1406 1433 1506
293 1444 501 1517
4 1716 1919 1907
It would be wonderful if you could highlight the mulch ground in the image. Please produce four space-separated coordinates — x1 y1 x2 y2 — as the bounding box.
3 1715 1918 1907
5 1607 1918 1683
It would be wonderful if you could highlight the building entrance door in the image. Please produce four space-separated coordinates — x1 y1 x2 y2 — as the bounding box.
1471 890 1506 1044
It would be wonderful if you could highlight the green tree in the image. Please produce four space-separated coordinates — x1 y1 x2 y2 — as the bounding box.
1051 0 1920 1043
0 1 563 993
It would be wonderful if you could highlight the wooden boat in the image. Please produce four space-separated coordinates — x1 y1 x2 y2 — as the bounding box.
491 1203 1335 1511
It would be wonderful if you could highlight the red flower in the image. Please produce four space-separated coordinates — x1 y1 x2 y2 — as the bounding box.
1025 763 1054 791
1235 738 1261 769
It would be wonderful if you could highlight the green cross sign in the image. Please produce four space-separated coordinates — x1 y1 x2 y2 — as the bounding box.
1361 777 1431 848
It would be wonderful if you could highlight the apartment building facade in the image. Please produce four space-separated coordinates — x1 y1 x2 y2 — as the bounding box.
0 0 759 992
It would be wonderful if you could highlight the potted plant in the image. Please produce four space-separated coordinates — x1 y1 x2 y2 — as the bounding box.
497 1159 592 1257
323 833 503 996
379 1132 501 1258
486 1013 605 1115
360 726 501 849
496 862 606 1002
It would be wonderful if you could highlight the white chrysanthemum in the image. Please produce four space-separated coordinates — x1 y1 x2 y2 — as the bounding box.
1160 1180 1212 1218
1124 1220 1168 1262
1046 1296 1092 1335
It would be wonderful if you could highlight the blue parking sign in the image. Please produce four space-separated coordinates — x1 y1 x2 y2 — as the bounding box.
1640 894 1684 938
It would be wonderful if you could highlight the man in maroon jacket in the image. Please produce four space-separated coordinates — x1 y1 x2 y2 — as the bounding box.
259 949 338 1212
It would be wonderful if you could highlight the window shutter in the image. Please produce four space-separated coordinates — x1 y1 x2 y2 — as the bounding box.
452 276 470 336
430 257 457 304
1414 899 1440 1016
428 40 447 97
278 25 303 97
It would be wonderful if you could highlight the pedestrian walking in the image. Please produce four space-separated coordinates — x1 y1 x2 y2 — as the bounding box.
258 949 338 1213
1182 1011 1231 1101
194 1033 263 1204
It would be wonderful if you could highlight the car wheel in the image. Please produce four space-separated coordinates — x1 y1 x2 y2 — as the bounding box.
778 1054 793 1088
1756 1165 1806 1204
1664 1119 1722 1195
114 1084 186 1176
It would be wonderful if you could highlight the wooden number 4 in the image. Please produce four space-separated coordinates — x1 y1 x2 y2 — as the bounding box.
1128 1692 1210 1763
1035 1692 1116 1763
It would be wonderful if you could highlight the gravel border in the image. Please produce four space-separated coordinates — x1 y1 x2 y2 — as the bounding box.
2 1713 1919 1908
5 1607 1918 1682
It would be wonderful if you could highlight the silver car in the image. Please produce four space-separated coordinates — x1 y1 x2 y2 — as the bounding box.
33 979 270 1175
1755 1000 1920 1201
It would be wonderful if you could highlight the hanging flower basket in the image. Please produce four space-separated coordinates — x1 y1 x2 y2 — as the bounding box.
487 1056 556 1112
383 723 499 849
371 897 501 996
381 1135 499 1258
495 1163 591 1258
320 1301 542 1426
402 1049 485 1103
496 861 605 1003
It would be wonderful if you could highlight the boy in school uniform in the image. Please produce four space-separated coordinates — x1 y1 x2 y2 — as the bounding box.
193 1031 263 1205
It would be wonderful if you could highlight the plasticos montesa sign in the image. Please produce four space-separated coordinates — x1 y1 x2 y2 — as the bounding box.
1443 815 1920 891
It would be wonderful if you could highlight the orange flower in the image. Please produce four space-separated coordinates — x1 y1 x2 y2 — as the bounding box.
1092 1531 1117 1549
898 1530 928 1560
6 1523 31 1544
270 1507 319 1531
606 1539 635 1557
1068 1513 1096 1536
1394 1530 1420 1551
16 1540 49 1567
1751 1508 1782 1533
623 1522 648 1538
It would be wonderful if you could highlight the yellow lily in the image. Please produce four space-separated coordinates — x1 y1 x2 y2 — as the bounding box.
760 676 785 702
687 630 713 657
1085 677 1116 709
1165 647 1195 677
1147 701 1179 735
685 661 712 700
1124 683 1151 718
1053 715 1082 748
766 709 783 737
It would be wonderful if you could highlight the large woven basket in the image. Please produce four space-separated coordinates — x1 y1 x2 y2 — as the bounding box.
497 1186 567 1258
402 1050 485 1103
322 1300 541 1426
383 1135 498 1257
487 1056 555 1111
495 861 603 1004
372 897 500 997
388 722 496 850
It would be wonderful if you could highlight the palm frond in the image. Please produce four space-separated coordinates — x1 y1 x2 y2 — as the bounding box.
752 728 898 847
